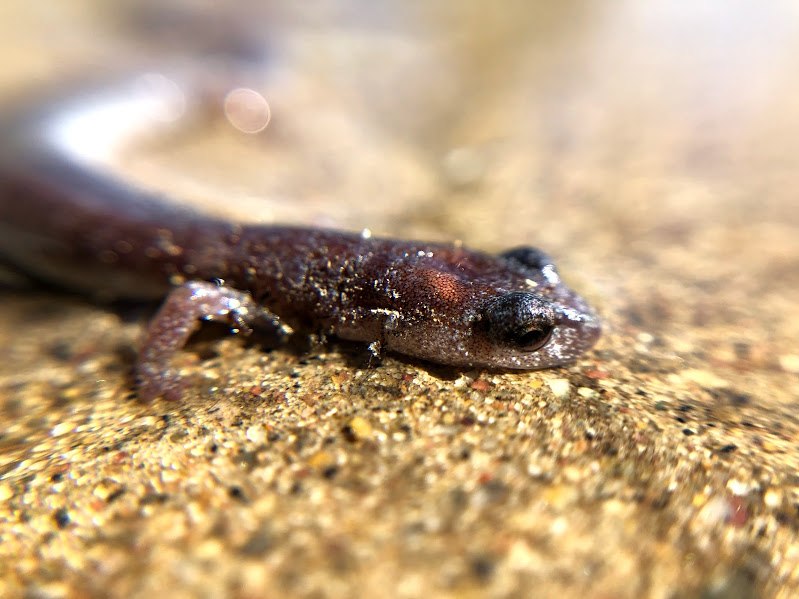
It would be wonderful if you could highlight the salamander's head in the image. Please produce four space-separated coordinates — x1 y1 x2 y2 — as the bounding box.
462 245 601 369
368 243 600 370
471 287 601 369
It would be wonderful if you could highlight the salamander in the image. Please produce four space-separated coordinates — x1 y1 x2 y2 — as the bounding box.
0 70 601 401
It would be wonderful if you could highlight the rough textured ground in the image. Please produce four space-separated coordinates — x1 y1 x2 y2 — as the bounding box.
1 2 798 598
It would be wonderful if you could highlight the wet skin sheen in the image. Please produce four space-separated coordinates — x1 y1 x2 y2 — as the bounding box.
0 71 601 401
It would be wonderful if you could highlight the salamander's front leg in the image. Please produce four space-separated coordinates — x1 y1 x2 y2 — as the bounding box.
136 281 287 402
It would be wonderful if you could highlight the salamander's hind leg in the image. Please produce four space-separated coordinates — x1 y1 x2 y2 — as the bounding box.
135 281 288 402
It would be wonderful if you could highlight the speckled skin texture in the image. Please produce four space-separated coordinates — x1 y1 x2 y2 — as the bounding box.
221 227 600 369
0 99 600 400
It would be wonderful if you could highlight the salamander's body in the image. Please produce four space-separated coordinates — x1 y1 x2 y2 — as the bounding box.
0 71 601 401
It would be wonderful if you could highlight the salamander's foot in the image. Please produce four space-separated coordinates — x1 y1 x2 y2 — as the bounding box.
134 280 285 402
136 366 187 403
365 340 383 368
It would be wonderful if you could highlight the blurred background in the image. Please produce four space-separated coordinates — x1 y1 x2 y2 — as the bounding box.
4 0 797 232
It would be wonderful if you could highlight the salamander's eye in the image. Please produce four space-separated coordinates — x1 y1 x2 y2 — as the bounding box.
479 292 555 351
513 327 552 350
500 246 560 286
499 247 555 272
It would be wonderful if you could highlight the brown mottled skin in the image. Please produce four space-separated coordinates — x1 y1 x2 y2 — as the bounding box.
0 72 601 401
